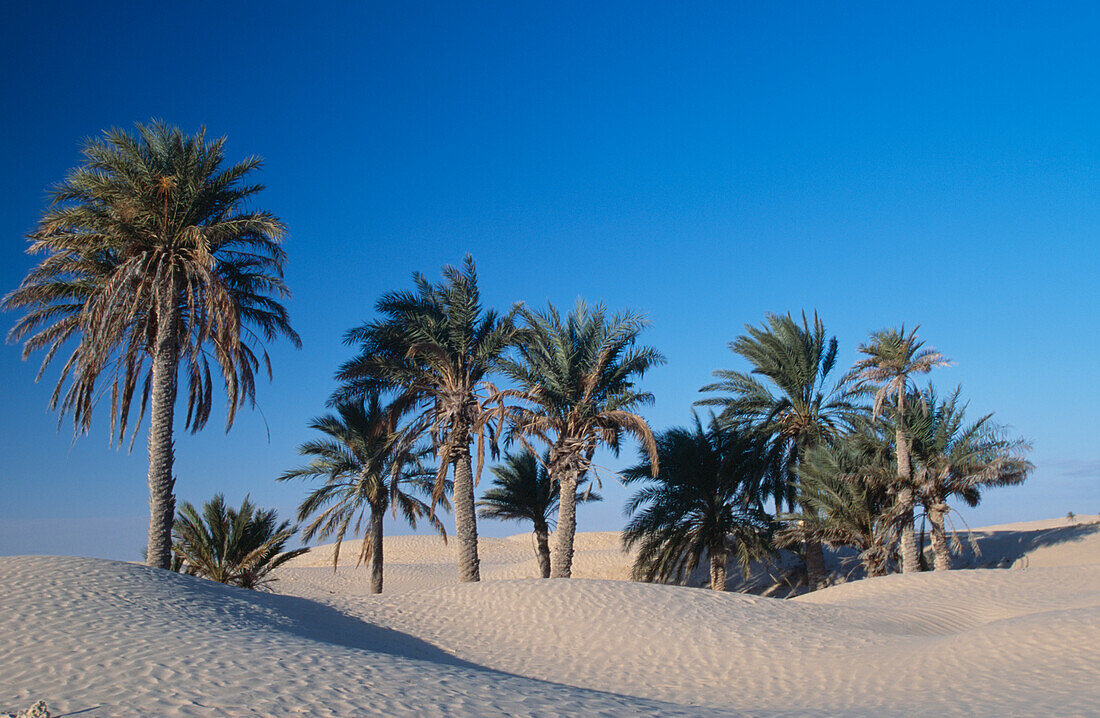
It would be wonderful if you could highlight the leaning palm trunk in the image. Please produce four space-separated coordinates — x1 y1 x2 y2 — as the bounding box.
369 506 384 593
927 500 951 571
534 520 551 578
709 548 728 591
551 472 579 578
145 297 180 569
451 445 481 582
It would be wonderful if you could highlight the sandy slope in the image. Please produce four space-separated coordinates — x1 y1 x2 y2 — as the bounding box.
0 557 702 717
2 516 1098 716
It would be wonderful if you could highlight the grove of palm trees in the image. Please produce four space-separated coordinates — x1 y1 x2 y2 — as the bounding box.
3 125 1036 594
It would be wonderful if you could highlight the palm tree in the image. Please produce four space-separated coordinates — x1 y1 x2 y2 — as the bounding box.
622 415 772 591
335 256 518 582
852 325 950 573
909 386 1032 570
278 394 447 594
503 300 665 578
3 121 299 569
782 426 898 578
477 449 601 578
698 311 859 589
171 493 307 590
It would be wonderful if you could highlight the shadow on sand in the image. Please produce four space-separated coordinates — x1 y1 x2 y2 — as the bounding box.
258 590 487 669
950 521 1100 568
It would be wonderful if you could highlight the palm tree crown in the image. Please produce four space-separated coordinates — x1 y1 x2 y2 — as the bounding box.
172 493 307 590
853 325 951 420
502 300 665 578
478 450 563 527
4 121 299 568
699 311 859 511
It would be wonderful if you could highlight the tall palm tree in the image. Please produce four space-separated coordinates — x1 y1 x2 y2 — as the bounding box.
852 325 950 573
503 300 665 578
278 394 447 594
477 449 601 578
698 311 859 589
909 386 1032 570
171 493 308 590
622 415 772 591
335 256 518 582
3 121 299 569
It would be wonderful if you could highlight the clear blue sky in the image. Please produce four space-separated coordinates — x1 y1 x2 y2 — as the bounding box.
2 2 1097 559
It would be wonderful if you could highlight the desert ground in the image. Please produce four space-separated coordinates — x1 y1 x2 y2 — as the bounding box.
2 515 1098 717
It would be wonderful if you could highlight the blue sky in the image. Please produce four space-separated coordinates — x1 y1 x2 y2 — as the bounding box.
1 2 1097 559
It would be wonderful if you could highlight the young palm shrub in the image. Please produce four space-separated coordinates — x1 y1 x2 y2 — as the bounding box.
622 415 773 591
909 385 1032 570
335 256 518 583
3 121 299 569
698 311 860 589
852 326 950 573
279 394 447 594
781 427 898 578
171 494 307 590
477 449 601 578
503 300 665 578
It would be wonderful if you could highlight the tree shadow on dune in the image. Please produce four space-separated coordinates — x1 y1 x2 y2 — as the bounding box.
951 521 1100 568
256 590 486 669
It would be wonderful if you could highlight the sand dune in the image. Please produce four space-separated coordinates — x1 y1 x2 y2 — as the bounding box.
0 556 700 717
2 516 1098 716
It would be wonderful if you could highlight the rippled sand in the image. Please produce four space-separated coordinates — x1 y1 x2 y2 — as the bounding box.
2 516 1097 716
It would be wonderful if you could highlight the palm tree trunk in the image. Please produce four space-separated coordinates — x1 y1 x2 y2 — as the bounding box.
369 506 384 593
709 547 728 591
803 537 827 589
864 552 887 577
551 472 578 578
895 393 919 574
793 440 826 590
801 492 827 589
534 520 551 578
897 487 918 574
928 499 951 571
145 295 180 569
451 446 481 582
917 514 928 571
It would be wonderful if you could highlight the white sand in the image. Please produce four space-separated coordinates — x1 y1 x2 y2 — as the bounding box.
2 516 1098 716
